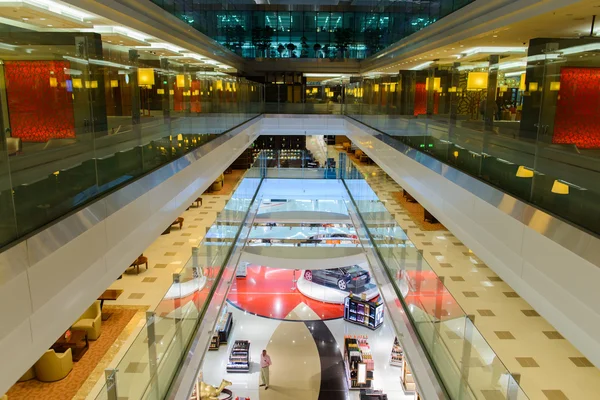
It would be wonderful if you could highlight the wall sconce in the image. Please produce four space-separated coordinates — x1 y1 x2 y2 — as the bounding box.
550 81 561 91
390 83 396 93
216 80 223 91
49 77 58 88
551 180 569 195
453 150 459 158
448 87 457 93
466 72 488 90
176 74 186 88
373 84 379 92
312 87 318 94
84 81 98 89
516 166 534 178
138 68 155 88
169 89 174 95
110 80 119 88
426 77 441 91
156 88 165 94
177 134 183 141
72 78 82 89
499 85 508 92
193 89 199 95
528 82 538 92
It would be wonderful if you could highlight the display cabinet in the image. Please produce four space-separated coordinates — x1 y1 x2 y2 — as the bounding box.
344 295 384 330
344 335 374 390
227 340 251 372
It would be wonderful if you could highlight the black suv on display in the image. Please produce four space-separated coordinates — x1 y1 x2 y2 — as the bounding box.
303 265 371 291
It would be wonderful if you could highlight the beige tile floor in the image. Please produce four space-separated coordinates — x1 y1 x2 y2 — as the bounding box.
81 174 243 399
339 147 600 400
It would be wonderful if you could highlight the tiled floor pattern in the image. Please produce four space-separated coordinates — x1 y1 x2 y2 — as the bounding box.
7 306 140 400
336 146 600 400
81 171 245 399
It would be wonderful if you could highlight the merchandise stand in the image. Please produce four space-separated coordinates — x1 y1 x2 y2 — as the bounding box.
401 357 416 393
344 335 374 390
390 337 403 367
227 340 251 372
344 294 384 330
210 309 233 350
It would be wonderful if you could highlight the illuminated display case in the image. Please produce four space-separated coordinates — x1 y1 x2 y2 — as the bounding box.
344 294 384 330
344 335 374 390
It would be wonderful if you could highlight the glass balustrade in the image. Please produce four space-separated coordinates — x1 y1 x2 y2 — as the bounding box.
92 169 262 400
150 0 474 60
343 173 529 400
344 47 600 235
0 21 264 249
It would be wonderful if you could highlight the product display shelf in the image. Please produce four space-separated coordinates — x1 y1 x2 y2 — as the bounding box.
390 336 403 367
359 389 389 400
401 357 416 393
210 311 233 350
227 340 251 373
344 294 384 330
344 335 374 390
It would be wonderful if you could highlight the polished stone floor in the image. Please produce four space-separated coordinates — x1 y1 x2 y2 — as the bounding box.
202 305 414 400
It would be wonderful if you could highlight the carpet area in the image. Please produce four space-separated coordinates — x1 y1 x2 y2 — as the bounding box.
7 306 138 400
390 191 446 231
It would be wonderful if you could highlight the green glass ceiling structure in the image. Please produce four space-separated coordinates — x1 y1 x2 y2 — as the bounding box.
150 0 474 59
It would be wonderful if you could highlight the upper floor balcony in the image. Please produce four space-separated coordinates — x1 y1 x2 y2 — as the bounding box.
149 0 475 60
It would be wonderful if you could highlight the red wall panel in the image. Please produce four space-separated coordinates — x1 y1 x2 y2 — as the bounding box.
553 67 600 149
414 82 426 116
4 61 75 142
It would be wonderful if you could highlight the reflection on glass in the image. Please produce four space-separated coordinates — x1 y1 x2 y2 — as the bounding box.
344 51 600 235
0 20 264 248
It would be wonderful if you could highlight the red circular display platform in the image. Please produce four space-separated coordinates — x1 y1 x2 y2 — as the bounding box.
227 265 344 321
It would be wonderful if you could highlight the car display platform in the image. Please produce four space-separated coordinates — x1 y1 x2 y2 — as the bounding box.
297 274 379 304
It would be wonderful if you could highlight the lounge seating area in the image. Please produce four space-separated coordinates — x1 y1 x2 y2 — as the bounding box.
71 301 102 341
34 349 74 382
129 254 149 275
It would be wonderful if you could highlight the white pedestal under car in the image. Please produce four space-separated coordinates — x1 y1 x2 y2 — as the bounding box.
303 265 370 292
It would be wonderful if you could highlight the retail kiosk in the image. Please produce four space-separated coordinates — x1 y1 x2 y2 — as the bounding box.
344 294 384 330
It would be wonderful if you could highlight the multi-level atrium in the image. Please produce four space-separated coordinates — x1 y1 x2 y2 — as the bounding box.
0 1 600 400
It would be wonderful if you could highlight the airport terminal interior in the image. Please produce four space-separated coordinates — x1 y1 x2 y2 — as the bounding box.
1 1 600 400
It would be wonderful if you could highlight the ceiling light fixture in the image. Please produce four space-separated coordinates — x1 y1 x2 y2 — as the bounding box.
410 61 433 70
463 46 527 57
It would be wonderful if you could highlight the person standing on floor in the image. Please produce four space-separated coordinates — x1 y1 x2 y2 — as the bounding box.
260 349 272 390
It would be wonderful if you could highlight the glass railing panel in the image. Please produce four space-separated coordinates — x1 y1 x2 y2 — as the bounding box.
346 64 600 235
98 172 262 399
0 21 264 249
343 174 529 400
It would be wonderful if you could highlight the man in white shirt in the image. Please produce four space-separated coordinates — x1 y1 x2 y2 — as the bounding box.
260 349 272 390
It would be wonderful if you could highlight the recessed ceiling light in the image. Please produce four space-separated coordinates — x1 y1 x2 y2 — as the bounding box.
40 18 46 21
22 18 29 21
47 24 52 27
493 35 498 38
